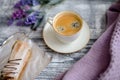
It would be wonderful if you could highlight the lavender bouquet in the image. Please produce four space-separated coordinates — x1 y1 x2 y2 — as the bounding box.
8 0 63 30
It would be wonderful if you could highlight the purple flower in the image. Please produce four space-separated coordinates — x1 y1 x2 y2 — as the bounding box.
20 0 40 6
32 0 40 6
25 16 36 25
12 9 26 20
7 18 14 25
25 11 44 25
31 15 44 30
14 1 22 9
25 12 37 25
21 0 32 6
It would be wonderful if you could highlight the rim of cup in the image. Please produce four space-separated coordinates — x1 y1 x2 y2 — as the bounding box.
52 11 83 36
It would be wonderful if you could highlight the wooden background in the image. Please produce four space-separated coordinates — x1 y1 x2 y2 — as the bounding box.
0 0 117 80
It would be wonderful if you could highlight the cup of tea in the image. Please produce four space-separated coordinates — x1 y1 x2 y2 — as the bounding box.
47 11 83 43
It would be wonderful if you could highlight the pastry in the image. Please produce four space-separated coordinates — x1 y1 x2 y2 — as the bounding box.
1 40 32 80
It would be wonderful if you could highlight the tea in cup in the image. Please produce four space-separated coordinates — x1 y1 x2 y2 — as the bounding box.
48 11 83 43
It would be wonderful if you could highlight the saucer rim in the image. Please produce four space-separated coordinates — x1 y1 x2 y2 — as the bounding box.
43 21 90 54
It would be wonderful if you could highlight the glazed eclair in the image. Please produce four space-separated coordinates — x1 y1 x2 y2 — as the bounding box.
1 40 32 80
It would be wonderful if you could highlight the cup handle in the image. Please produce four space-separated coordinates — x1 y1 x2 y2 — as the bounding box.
47 17 53 26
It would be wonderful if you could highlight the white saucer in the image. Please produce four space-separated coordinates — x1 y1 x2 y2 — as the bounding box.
43 21 90 53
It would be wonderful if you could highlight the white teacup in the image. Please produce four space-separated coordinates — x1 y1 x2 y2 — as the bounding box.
47 11 83 43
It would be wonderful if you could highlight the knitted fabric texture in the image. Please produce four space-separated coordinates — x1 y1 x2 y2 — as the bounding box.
55 1 120 80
